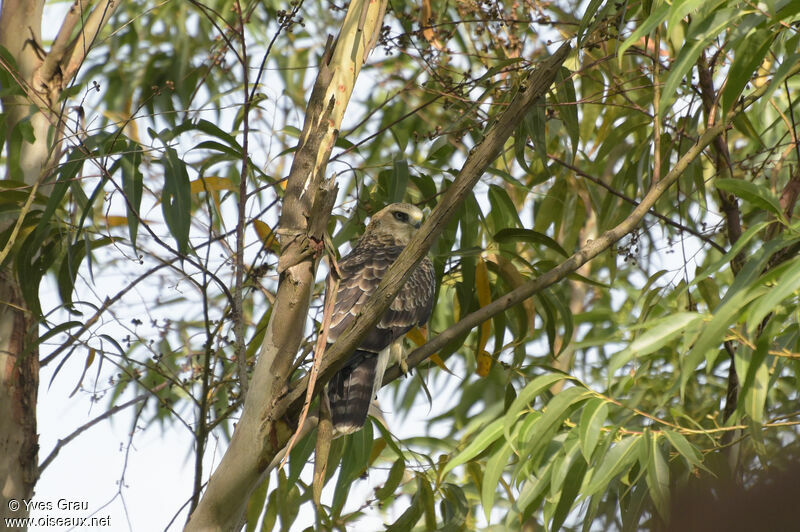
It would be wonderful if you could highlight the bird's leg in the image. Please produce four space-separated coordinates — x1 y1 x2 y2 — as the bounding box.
390 342 408 376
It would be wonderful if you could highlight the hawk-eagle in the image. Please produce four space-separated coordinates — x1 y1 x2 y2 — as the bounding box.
326 203 436 435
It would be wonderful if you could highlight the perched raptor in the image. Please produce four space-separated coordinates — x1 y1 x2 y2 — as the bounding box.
326 203 436 435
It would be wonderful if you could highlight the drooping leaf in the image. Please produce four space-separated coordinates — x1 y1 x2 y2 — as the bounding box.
120 141 143 252
584 435 643 496
160 147 192 255
579 398 609 462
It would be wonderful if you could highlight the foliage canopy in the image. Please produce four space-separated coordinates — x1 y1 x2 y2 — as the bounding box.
3 0 800 529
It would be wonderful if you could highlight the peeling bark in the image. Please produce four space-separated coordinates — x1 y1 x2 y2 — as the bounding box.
185 1 386 529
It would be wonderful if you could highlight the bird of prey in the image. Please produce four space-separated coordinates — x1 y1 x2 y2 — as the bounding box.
326 203 436 435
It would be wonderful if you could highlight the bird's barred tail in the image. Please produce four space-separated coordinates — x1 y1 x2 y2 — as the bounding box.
328 352 377 435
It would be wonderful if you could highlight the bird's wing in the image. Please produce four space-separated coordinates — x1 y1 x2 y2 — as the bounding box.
329 241 435 353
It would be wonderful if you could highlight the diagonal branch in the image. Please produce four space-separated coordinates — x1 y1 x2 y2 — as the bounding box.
62 0 119 82
272 41 573 426
39 0 90 84
185 1 387 529
38 382 168 476
380 60 800 389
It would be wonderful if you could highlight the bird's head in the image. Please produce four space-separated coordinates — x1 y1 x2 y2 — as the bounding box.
365 203 425 245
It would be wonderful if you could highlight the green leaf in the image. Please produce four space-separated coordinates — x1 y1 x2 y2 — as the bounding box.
555 67 579 159
287 428 316 486
755 51 800 115
747 258 800 333
418 474 437 530
193 118 244 151
577 0 607 46
508 453 555 526
551 450 587 531
260 489 278 532
584 435 643 496
645 431 670 520
385 490 423 531
161 147 192 255
527 95 549 171
579 398 608 462
550 437 579 496
245 476 269 532
514 122 532 174
57 237 114 308
441 417 505 477
696 277 721 310
662 429 704 470
682 288 761 393
692 221 771 286
737 338 769 424
502 373 570 444
439 483 468 531
661 9 743 117
629 312 703 357
192 139 241 159
481 440 513 522
493 228 568 257
487 184 522 233
617 2 671 65
372 419 406 459
121 142 143 252
721 28 774 117
391 158 410 203
331 422 372 514
523 386 592 461
375 458 405 500
715 178 784 220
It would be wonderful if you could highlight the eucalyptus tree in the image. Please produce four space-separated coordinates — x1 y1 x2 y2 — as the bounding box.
2 0 800 530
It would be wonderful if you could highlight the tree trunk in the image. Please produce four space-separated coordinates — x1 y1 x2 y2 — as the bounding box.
0 0 46 524
185 1 388 529
0 270 39 522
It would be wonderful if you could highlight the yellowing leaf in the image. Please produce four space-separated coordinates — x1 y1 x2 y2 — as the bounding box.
429 354 448 371
489 254 535 333
476 350 492 377
405 325 427 346
189 177 233 226
253 220 279 253
420 0 444 50
105 215 129 227
69 347 96 397
368 437 387 466
189 176 236 194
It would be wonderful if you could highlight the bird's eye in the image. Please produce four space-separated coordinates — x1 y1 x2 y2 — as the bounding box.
393 211 409 223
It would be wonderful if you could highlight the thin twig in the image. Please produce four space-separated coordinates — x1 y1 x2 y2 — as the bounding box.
232 0 251 398
38 381 168 475
279 266 339 470
548 155 726 254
